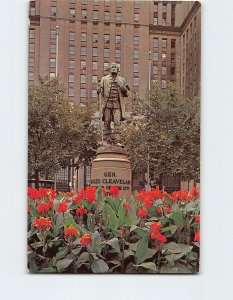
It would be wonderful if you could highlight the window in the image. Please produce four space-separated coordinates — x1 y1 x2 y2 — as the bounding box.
69 45 75 54
28 72 34 81
162 53 167 62
70 0 76 3
80 89 86 97
93 48 98 57
93 0 99 6
29 57 34 67
50 29 56 39
133 63 139 73
81 0 87 4
69 32 75 41
152 52 158 61
29 43 35 53
93 33 98 42
30 6 35 16
92 90 97 98
104 12 110 21
133 50 139 59
133 78 139 86
116 12 121 22
153 12 158 25
153 66 158 75
81 46 86 55
29 29 35 39
133 36 139 45
93 11 98 20
171 39 176 48
92 75 98 84
70 9 75 18
105 0 110 6
153 38 158 48
69 87 74 97
69 60 75 68
134 13 139 22
104 48 110 58
171 67 175 75
162 12 167 26
171 53 175 63
81 33 87 42
116 0 121 8
154 2 158 11
134 1 140 8
115 49 121 58
50 72 56 79
50 58 56 68
163 3 167 11
162 66 167 75
81 61 86 69
93 62 97 70
162 39 167 48
81 10 87 19
116 35 121 44
50 6 56 17
81 74 86 84
171 3 176 27
104 63 109 71
162 80 167 89
69 74 75 83
104 34 110 43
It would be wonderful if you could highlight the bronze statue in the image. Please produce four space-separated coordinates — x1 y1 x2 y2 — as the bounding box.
97 62 129 146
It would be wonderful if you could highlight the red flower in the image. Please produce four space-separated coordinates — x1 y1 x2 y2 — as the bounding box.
137 208 147 218
194 230 200 242
48 200 54 209
28 187 40 200
102 187 107 195
165 206 172 213
47 188 56 200
151 231 167 243
124 203 132 210
37 202 50 214
190 187 200 199
76 206 87 216
38 188 48 198
64 225 79 238
86 187 97 203
33 217 52 232
157 207 162 214
195 215 200 223
151 189 163 199
57 202 68 213
74 194 83 204
150 222 162 232
80 234 91 246
109 186 120 197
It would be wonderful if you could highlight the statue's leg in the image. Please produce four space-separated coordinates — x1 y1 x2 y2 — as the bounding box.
103 108 112 144
113 109 121 144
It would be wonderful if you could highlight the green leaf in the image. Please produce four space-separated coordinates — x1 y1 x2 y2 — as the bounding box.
40 267 57 273
74 252 90 269
135 232 155 264
91 259 109 273
161 225 177 234
96 186 102 204
107 238 120 253
102 203 118 230
64 216 76 228
55 248 68 261
170 212 184 226
56 258 73 273
29 207 39 217
117 202 126 227
133 262 157 272
90 231 102 253
123 249 134 260
162 242 193 254
87 213 95 231
130 225 149 238
71 248 82 256
163 195 174 206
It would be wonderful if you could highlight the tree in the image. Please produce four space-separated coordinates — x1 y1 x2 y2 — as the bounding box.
122 81 200 185
28 78 98 188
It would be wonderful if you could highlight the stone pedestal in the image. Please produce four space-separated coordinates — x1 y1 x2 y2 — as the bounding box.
91 145 132 198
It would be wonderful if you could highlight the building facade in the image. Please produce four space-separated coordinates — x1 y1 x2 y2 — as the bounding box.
28 0 201 191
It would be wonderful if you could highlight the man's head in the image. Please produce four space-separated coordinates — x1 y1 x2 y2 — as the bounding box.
110 62 119 75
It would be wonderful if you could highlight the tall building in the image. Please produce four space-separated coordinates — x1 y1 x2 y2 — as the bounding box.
28 0 201 191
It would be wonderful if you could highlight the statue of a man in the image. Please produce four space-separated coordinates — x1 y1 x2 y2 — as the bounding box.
97 62 129 146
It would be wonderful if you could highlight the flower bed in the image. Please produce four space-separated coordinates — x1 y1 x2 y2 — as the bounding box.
27 186 200 273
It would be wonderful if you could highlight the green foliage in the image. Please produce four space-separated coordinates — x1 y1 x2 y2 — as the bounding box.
28 78 98 185
27 187 200 273
122 81 200 182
